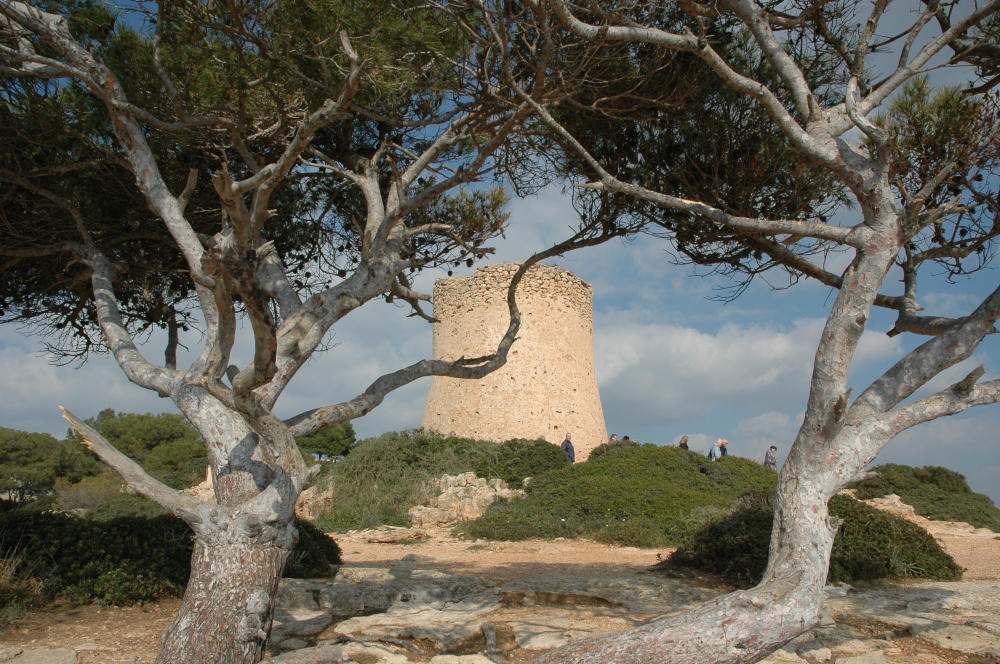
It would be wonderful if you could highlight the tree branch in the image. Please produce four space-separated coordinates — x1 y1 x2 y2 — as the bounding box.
88 251 178 395
878 376 1000 438
854 283 1000 414
60 406 208 524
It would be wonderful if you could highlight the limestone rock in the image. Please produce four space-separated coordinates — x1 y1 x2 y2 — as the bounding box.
329 595 499 655
0 648 77 664
261 644 347 663
408 473 525 527
758 651 808 664
296 485 336 521
361 527 429 544
500 575 720 615
913 623 1000 658
278 568 498 620
505 610 631 650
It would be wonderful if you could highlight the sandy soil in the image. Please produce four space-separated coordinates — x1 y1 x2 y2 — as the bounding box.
0 509 996 663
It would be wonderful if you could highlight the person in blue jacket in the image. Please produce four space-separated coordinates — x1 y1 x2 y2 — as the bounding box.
561 432 576 463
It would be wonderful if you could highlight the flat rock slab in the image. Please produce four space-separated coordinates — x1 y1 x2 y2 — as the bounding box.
0 648 76 664
913 623 1000 658
823 581 1000 659
327 594 501 655
262 644 347 663
278 567 498 617
500 575 719 615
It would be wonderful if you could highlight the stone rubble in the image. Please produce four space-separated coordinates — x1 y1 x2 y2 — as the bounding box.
407 473 525 527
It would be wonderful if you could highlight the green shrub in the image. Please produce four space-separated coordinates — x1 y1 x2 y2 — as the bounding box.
297 422 356 460
473 438 568 486
54 472 123 512
313 430 563 531
0 511 191 604
0 547 43 628
851 464 1000 532
663 494 962 587
0 511 341 606
459 445 777 547
87 493 168 521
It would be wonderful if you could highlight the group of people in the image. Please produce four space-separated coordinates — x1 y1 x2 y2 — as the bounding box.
686 434 779 470
560 431 779 470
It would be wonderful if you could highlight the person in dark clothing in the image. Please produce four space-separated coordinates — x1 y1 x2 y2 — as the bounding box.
561 433 576 463
764 445 778 470
678 435 689 450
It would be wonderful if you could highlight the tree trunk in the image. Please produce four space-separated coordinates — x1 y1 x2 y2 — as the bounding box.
157 517 297 664
151 389 302 664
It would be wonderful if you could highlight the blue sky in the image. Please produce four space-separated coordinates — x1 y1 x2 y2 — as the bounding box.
1 184 998 505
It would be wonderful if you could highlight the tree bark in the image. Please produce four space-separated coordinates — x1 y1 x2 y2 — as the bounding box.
157 518 296 664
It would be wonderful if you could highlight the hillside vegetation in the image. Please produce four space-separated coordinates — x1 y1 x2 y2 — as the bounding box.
459 443 773 547
312 431 567 531
851 464 1000 532
664 493 963 587
460 443 964 586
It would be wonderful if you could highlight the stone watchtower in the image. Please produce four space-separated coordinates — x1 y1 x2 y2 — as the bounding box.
422 263 607 460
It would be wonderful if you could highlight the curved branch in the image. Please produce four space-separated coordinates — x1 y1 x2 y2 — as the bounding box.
854 282 1000 414
542 0 843 171
284 223 628 436
877 376 1000 438
89 252 178 394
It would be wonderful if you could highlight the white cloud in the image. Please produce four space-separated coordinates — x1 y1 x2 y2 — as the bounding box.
0 333 171 436
728 410 804 466
596 317 824 426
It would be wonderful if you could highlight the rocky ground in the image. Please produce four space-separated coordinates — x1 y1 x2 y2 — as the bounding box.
0 496 998 664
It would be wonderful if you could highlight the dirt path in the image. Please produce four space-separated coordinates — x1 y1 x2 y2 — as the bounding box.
336 526 667 583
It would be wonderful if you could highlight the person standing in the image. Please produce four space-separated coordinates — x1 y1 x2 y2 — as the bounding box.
764 445 778 470
719 439 729 457
561 432 576 463
708 438 722 460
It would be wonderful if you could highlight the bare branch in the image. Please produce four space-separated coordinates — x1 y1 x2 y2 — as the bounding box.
60 406 208 524
854 283 1000 414
284 222 629 436
877 377 1000 438
88 252 178 394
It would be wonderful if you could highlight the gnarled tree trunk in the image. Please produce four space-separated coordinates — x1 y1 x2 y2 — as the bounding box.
158 520 296 664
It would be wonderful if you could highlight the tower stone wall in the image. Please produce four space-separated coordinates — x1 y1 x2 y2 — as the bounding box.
422 263 607 460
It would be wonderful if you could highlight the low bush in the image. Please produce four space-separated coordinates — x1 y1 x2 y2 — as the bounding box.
313 430 565 531
851 464 1000 532
664 494 962 587
0 511 341 607
473 438 568 486
459 445 777 547
0 511 191 605
0 547 43 628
